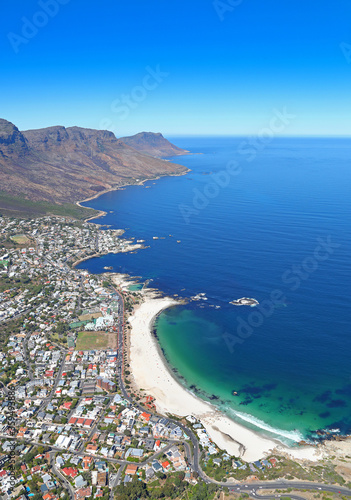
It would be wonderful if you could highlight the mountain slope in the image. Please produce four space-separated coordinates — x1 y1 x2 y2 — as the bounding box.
119 132 189 157
0 120 189 206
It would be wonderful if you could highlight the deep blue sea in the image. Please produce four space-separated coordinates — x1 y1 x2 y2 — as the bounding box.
77 137 351 445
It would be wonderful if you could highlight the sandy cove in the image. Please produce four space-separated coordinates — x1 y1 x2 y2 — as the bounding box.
127 294 323 463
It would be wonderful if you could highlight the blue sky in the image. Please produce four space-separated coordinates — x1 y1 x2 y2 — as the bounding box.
1 0 351 135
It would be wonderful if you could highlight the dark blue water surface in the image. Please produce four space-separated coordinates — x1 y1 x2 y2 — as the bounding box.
78 137 351 444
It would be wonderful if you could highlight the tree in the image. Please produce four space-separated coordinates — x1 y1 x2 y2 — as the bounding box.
156 472 166 480
56 321 68 334
115 477 149 499
162 484 176 498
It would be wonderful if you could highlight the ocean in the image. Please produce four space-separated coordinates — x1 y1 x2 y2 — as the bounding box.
77 136 351 446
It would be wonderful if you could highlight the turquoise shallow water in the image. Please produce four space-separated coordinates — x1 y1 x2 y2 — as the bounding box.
78 137 351 445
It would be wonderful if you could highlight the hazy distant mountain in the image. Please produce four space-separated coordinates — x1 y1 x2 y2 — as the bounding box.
119 132 189 158
0 119 189 206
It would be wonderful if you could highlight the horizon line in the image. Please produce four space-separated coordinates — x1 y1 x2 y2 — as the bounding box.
163 133 351 139
3 118 351 139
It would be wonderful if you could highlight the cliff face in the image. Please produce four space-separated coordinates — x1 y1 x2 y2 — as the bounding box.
119 131 189 157
0 120 189 204
0 119 29 158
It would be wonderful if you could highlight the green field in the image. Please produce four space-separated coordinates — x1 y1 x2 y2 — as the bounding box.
10 234 30 244
76 331 110 351
0 190 98 220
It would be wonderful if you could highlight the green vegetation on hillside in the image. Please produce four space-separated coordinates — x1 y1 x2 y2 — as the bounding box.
115 474 218 500
0 190 98 220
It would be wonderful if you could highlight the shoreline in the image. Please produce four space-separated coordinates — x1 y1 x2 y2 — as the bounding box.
124 280 324 463
75 156 351 467
71 242 147 268
76 169 190 222
72 252 103 268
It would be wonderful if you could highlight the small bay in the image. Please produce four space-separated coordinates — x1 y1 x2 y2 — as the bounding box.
78 136 351 445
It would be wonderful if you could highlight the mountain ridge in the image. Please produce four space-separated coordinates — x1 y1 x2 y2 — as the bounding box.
119 131 189 157
0 119 189 208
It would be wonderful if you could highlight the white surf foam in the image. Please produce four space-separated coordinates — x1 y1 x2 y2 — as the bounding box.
226 407 305 443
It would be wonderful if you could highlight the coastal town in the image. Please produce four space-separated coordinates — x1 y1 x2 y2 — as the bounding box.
2 0 351 498
0 214 351 500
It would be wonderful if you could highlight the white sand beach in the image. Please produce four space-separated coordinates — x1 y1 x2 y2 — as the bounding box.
127 293 323 463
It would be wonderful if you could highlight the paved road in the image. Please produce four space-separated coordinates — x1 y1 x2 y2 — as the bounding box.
4 282 349 500
5 432 351 498
0 306 32 324
77 396 114 453
254 493 305 500
38 349 67 413
2 434 179 469
23 331 34 380
111 285 351 499
263 494 305 500
248 491 305 500
115 464 125 486
109 464 125 499
0 381 8 395
224 482 351 498
49 451 75 500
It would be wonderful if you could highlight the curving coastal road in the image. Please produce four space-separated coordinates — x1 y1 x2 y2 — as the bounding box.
112 284 351 498
7 282 349 499
223 482 351 496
